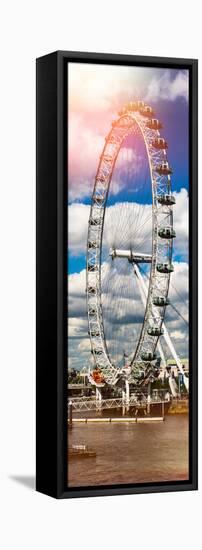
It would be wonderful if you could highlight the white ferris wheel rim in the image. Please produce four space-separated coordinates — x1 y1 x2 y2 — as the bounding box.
86 102 175 385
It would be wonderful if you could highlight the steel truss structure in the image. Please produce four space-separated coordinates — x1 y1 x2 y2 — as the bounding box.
68 396 166 413
86 101 176 386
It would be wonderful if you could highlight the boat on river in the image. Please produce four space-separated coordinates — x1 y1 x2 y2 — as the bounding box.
68 444 96 458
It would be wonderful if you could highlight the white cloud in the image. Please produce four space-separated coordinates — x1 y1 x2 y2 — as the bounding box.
68 204 90 255
68 112 105 201
145 70 188 103
78 339 91 352
68 268 86 296
169 261 189 301
170 330 187 341
68 317 87 338
69 64 188 113
173 188 189 260
68 269 87 322
68 63 151 114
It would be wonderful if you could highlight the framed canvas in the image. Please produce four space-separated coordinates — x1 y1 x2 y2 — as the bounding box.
36 51 198 499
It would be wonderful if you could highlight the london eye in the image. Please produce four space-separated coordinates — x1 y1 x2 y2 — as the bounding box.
86 101 183 389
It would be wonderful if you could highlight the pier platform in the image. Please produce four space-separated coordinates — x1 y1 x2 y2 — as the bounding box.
68 416 164 424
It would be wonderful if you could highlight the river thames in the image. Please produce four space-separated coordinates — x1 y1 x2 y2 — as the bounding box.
68 414 189 487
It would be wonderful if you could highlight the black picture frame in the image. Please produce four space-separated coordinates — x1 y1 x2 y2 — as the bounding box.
36 50 198 499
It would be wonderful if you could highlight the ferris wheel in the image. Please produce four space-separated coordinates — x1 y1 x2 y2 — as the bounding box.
86 101 177 386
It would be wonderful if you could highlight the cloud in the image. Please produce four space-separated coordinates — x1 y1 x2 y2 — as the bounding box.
68 269 87 320
68 268 86 296
145 70 188 103
78 339 91 352
69 64 188 114
169 261 189 302
68 203 90 255
68 317 87 338
68 112 105 201
170 330 186 341
68 63 150 114
173 188 189 261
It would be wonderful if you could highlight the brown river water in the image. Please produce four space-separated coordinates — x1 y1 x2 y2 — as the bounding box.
67 414 189 487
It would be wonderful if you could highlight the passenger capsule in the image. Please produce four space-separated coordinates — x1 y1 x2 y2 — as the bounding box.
140 105 155 117
155 162 173 176
88 330 100 337
156 263 174 274
157 194 176 206
127 101 138 111
137 100 145 110
141 352 157 362
152 137 168 149
146 119 163 130
152 296 170 307
158 227 176 239
147 326 164 336
92 349 102 355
